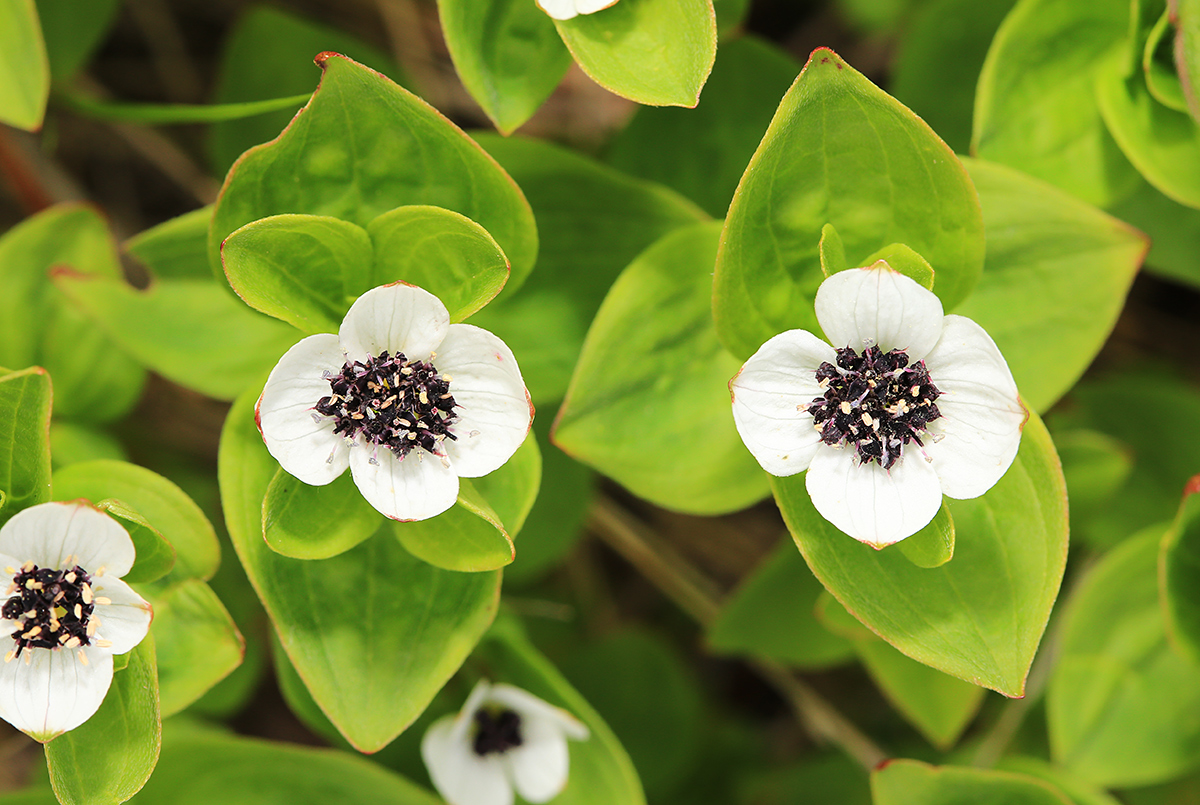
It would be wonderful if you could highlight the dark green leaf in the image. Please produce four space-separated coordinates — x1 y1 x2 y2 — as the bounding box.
1161 476 1200 664
46 636 160 805
35 0 119 79
714 47 984 359
0 366 51 524
1054 429 1135 543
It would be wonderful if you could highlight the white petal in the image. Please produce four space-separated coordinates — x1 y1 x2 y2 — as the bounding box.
0 646 113 741
731 330 836 476
921 315 1027 499
815 265 945 360
536 0 578 19
422 715 514 805
339 283 449 364
574 0 619 12
503 718 571 803
0 502 135 578
487 684 590 741
349 443 459 521
258 333 350 486
805 447 943 547
91 577 152 655
437 324 532 478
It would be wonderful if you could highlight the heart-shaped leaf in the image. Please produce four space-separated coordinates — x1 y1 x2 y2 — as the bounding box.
209 53 537 291
714 47 984 360
773 412 1067 697
0 366 51 525
219 387 500 751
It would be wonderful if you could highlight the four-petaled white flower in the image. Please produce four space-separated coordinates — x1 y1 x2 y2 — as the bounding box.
257 282 533 522
730 263 1027 547
422 679 590 805
537 0 619 20
0 501 152 741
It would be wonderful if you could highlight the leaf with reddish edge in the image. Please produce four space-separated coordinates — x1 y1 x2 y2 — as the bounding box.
872 759 1074 805
208 52 537 292
1161 474 1200 664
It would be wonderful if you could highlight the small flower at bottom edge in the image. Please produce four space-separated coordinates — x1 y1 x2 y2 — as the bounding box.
421 679 591 805
536 0 620 20
730 263 1027 548
0 501 152 741
256 282 534 523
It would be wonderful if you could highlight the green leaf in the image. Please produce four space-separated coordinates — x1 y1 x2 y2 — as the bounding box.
209 53 537 292
973 0 1138 206
890 0 1019 154
0 366 51 524
605 35 799 218
896 503 954 569
35 0 119 79
773 412 1066 697
222 214 373 334
91 499 176 585
477 617 647 805
392 433 541 572
995 758 1124 805
437 0 570 134
52 273 299 402
147 579 243 717
1144 10 1190 111
1109 177 1200 288
49 422 127 469
1054 429 1134 543
0 0 49 130
1048 526 1200 787
62 93 316 125
125 207 214 282
218 387 500 751
262 470 383 560
554 221 770 515
1160 476 1200 664
51 460 220 587
872 760 1074 805
864 246 935 290
45 635 160 804
553 0 716 108
209 6 407 176
957 159 1146 413
818 223 849 277
712 0 750 35
707 540 855 669
365 205 510 321
0 204 146 422
1097 48 1200 210
1177 0 1200 123
714 47 984 360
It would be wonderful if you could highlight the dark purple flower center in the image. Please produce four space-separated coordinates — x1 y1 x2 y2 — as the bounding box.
473 707 523 756
2 562 96 659
806 345 942 470
314 350 459 459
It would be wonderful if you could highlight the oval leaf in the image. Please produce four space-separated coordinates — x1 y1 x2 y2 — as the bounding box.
262 469 383 561
872 760 1074 805
0 366 51 524
896 503 955 569
219 387 500 751
554 221 771 515
209 52 538 291
92 499 176 585
714 47 984 359
1162 476 1200 663
0 0 48 130
553 0 716 108
124 207 214 282
773 412 1067 697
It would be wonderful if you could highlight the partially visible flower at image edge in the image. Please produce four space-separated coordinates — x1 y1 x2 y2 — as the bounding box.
536 0 619 21
0 501 153 741
730 262 1027 548
257 282 533 522
421 679 590 805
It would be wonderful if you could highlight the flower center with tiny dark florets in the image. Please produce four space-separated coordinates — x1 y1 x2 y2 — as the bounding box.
806 345 943 469
472 708 523 756
2 562 99 661
315 350 459 459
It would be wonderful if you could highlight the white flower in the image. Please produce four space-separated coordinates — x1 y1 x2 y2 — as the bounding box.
730 263 1027 548
257 282 533 522
0 501 153 741
421 679 590 805
537 0 619 20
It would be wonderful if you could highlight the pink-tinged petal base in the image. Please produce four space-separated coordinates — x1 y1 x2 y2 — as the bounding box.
731 329 836 476
805 447 943 547
348 443 459 521
922 315 1026 499
438 324 532 479
0 646 113 741
815 265 945 360
339 283 449 364
91 577 152 655
422 715 514 805
258 333 350 486
0 503 135 578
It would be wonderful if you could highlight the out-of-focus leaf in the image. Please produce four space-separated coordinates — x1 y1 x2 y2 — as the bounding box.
0 0 48 130
872 759 1073 804
148 579 243 717
35 0 119 79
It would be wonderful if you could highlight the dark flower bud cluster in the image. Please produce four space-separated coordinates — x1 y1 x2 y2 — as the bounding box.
2 562 96 659
806 345 942 469
472 708 524 756
315 350 459 459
